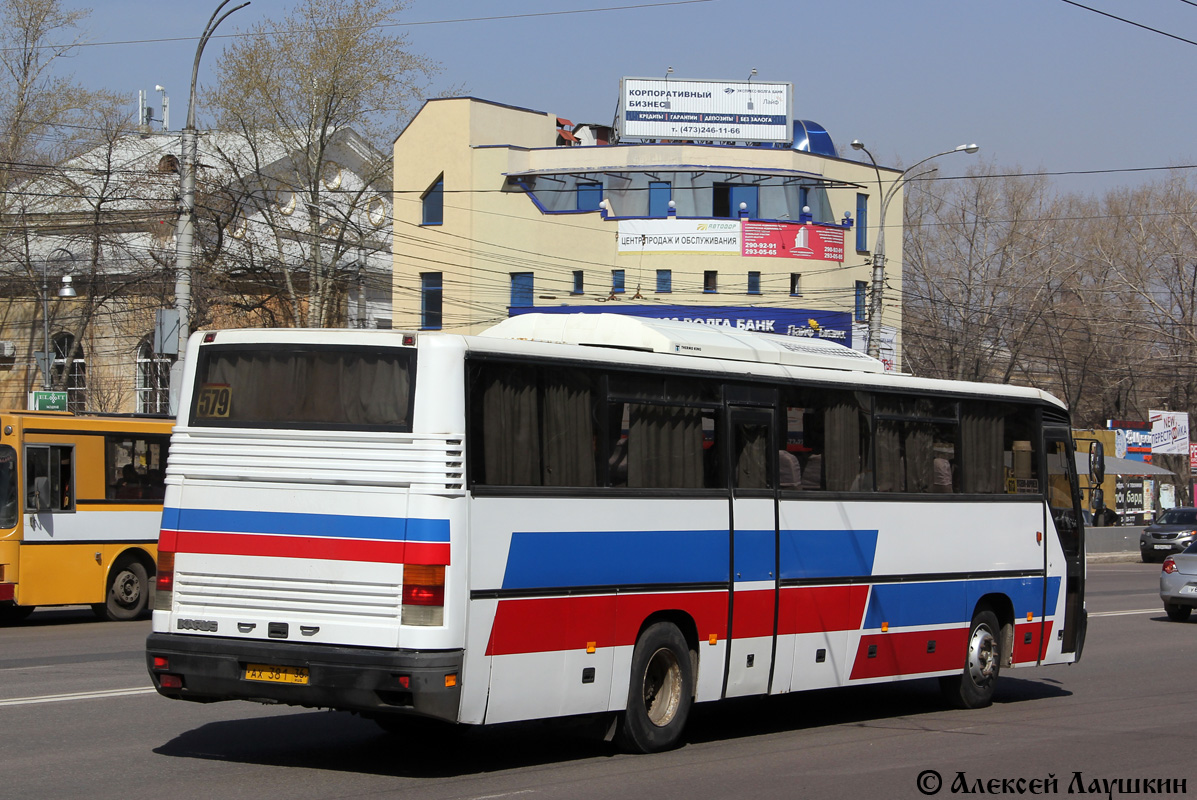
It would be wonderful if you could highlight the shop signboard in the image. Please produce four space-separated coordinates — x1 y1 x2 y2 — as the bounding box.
1107 419 1151 462
511 304 852 347
617 219 741 253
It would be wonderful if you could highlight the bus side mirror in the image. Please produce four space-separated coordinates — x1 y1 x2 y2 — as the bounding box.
1091 487 1105 511
1089 441 1105 485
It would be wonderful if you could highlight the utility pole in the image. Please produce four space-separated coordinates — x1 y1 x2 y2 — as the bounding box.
169 0 249 415
850 140 978 362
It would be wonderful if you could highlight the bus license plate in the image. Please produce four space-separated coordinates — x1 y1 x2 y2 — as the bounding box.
245 664 309 685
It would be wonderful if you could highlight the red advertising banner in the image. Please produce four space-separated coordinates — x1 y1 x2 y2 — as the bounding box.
742 221 846 262
1190 442 1197 475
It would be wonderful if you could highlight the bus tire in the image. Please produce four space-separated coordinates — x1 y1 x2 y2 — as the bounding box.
93 560 149 621
0 602 34 624
616 622 693 753
940 609 1002 709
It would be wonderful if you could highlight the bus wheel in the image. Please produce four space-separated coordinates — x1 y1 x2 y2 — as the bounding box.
617 622 693 753
940 609 1002 709
93 560 149 621
0 602 34 624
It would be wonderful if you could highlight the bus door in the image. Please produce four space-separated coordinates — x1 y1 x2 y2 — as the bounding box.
1044 424 1085 656
724 405 779 698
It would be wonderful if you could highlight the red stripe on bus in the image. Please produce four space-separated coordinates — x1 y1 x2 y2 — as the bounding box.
778 585 870 635
158 529 178 551
1012 621 1054 663
404 541 451 565
484 591 729 656
731 588 775 639
849 628 969 681
169 530 410 564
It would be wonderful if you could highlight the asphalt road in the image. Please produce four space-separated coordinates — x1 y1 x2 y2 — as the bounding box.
1 560 1190 800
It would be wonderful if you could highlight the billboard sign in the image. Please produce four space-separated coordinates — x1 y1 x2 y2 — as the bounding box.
1150 409 1190 456
621 77 793 144
511 304 852 346
742 221 846 262
617 219 741 253
851 323 897 373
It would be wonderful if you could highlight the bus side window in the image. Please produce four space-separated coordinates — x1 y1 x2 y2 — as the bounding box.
25 445 73 512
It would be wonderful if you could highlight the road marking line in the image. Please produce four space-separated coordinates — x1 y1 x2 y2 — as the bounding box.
1089 608 1159 618
0 687 157 707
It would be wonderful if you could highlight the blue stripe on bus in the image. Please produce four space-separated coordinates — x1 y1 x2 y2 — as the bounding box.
164 507 449 543
862 576 1062 629
501 529 730 590
780 529 879 580
734 528 775 582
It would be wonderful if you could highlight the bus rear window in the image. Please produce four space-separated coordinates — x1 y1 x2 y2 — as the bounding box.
191 345 415 430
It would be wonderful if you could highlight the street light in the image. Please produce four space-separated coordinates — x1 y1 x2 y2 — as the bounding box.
36 249 77 391
155 84 169 131
170 0 248 414
850 139 979 360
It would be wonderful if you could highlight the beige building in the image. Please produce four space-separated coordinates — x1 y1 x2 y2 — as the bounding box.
392 96 903 367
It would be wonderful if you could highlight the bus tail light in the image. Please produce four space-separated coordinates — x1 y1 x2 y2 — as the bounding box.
402 564 444 626
154 550 175 611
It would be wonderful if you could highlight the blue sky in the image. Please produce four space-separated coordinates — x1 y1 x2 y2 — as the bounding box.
56 0 1197 195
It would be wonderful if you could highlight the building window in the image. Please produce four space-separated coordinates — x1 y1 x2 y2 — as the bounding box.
421 272 443 329
855 280 868 323
510 272 533 308
747 271 761 295
572 270 584 295
713 183 758 218
790 273 802 296
799 186 810 214
656 269 672 293
649 181 672 217
52 333 85 412
577 182 603 212
136 337 172 414
612 269 625 294
422 175 444 225
704 271 718 293
856 193 868 251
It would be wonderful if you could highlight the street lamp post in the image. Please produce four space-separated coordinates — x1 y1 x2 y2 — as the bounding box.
170 0 248 414
850 140 979 361
36 249 77 391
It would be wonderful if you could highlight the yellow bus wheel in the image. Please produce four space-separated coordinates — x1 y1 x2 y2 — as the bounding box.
93 560 149 621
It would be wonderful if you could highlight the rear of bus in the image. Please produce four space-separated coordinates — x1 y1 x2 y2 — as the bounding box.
146 329 468 722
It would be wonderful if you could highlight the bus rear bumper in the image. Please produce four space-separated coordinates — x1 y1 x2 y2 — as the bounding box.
145 633 463 722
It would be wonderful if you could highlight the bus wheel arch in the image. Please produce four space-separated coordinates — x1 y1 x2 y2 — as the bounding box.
617 613 698 753
92 548 154 621
940 597 1009 709
972 593 1014 667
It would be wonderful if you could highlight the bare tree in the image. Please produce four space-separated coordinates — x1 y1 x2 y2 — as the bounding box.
0 0 102 209
902 165 1066 385
204 0 437 327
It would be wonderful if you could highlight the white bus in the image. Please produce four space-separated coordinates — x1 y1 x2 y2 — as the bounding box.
146 314 1087 752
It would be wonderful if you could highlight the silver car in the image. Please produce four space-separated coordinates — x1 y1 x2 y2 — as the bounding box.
1140 507 1197 563
1160 545 1197 621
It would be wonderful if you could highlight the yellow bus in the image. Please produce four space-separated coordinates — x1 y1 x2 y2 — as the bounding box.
0 411 172 623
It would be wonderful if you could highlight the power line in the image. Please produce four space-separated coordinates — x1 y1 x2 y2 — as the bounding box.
0 1 718 53
1058 0 1197 47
